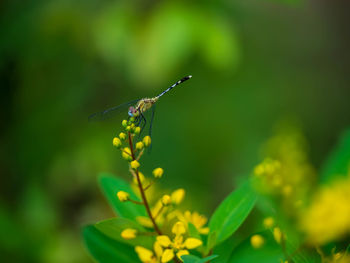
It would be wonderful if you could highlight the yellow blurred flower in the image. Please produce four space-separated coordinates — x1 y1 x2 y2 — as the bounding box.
117 191 129 202
300 174 350 245
263 217 275 229
171 188 185 204
153 168 164 178
250 234 265 249
183 211 209 235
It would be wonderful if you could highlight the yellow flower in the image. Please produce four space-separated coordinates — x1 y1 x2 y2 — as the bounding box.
135 246 157 263
130 160 140 170
161 195 171 206
183 211 209 235
119 132 127 140
172 222 186 235
171 189 185 205
143 136 152 147
112 137 122 148
153 168 164 178
122 147 132 161
250 234 265 249
117 191 129 202
273 227 282 244
156 222 202 263
136 142 144 150
121 228 137 239
300 174 350 245
263 217 275 229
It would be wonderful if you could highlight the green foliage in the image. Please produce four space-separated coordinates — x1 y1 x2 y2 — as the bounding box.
208 181 257 245
182 254 219 263
320 129 350 183
227 232 284 263
82 225 139 263
99 174 146 220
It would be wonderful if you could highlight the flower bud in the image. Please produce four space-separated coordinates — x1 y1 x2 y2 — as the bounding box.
126 125 131 132
161 195 171 206
119 132 127 140
143 136 151 147
273 227 282 244
122 120 128 128
135 142 144 151
122 147 132 161
113 137 122 148
153 168 164 178
250 235 265 249
121 228 137 239
117 191 129 202
130 160 140 170
171 189 185 205
134 127 141 135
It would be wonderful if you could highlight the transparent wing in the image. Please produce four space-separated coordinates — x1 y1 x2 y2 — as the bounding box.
88 99 139 122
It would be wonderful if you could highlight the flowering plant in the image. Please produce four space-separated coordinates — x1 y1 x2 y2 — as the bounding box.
83 120 350 263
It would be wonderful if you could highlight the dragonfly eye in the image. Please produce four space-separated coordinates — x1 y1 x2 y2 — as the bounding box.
128 106 135 117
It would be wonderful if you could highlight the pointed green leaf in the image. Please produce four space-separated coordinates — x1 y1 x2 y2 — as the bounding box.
209 181 257 245
99 173 146 220
227 232 284 263
181 254 219 263
95 217 154 249
82 225 139 263
320 129 350 183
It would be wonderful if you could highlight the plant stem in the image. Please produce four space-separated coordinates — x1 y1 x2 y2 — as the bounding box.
128 132 162 235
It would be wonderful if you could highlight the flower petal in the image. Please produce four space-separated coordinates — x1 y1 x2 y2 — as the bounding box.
161 249 175 263
184 238 203 249
172 221 186 236
157 235 172 247
135 246 154 262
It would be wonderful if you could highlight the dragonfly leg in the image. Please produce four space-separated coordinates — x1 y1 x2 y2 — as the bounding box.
149 105 155 137
140 113 147 134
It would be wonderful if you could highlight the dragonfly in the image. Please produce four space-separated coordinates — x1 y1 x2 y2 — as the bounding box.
89 75 192 136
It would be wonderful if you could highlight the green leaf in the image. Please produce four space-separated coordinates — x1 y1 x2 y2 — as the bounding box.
182 254 219 263
82 225 139 263
188 223 201 240
208 181 257 245
99 173 146 220
205 231 217 255
95 217 154 249
320 129 350 183
228 232 284 263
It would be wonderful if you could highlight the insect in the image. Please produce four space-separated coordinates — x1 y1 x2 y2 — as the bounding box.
89 75 192 135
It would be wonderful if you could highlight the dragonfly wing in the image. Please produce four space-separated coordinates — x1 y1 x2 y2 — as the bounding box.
88 99 139 122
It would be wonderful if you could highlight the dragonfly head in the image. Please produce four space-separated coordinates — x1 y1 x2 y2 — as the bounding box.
128 106 137 117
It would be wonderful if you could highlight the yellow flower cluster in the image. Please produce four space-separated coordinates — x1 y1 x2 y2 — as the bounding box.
300 173 350 245
253 127 315 213
112 119 209 262
135 222 203 263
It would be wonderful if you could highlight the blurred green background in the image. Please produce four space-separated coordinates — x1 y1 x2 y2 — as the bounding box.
1 0 349 262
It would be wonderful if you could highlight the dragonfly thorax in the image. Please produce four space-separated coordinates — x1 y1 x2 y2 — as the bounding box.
128 97 158 117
